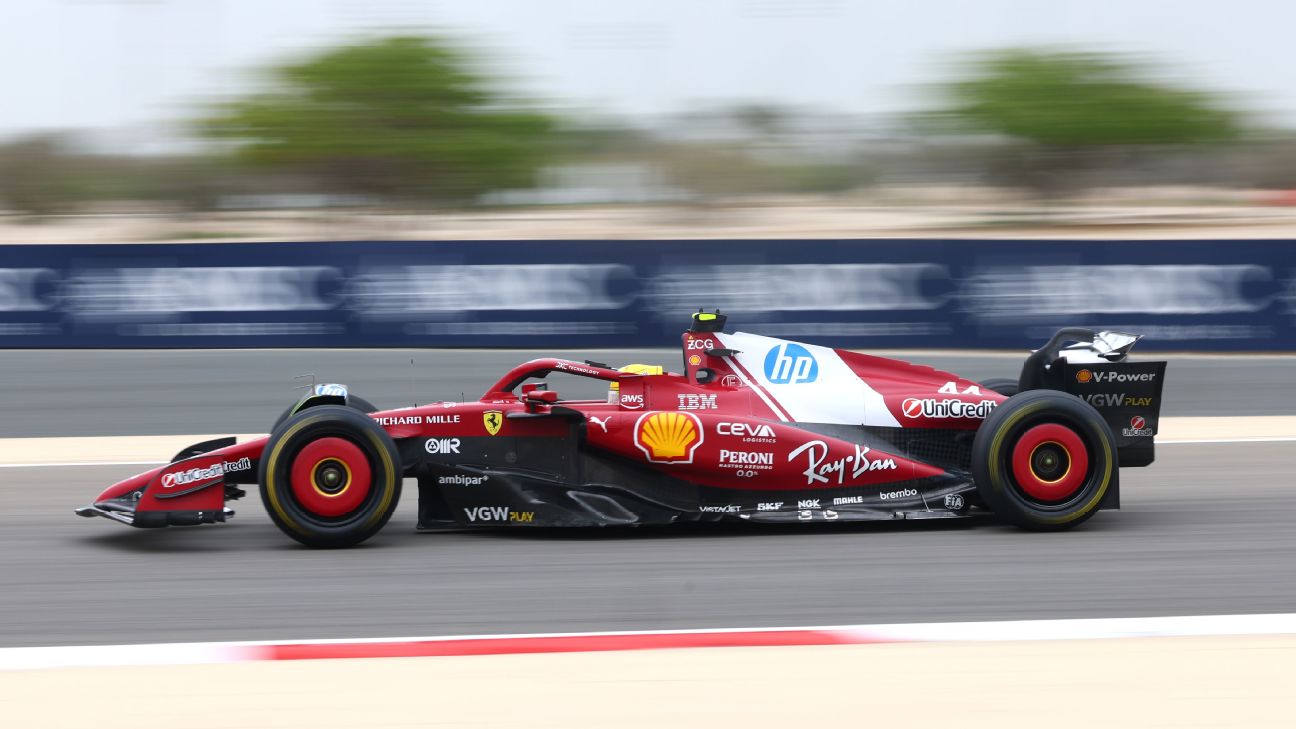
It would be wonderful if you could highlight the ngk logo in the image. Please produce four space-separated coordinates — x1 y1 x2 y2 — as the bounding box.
901 398 996 420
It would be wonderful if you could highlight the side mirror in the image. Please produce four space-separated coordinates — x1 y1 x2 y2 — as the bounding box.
524 389 559 412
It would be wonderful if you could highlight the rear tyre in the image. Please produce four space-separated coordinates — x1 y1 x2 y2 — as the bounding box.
979 377 1020 397
259 405 402 548
272 395 378 430
972 390 1115 531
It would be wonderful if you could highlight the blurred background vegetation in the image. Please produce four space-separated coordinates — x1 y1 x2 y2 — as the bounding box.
2 33 1294 220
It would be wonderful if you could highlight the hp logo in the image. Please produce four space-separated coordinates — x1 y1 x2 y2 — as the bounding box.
763 343 819 384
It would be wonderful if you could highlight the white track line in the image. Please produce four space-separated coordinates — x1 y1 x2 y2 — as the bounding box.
1162 436 1296 444
3 613 1296 671
0 460 164 469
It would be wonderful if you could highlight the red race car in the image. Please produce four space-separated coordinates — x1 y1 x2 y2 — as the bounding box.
77 312 1166 547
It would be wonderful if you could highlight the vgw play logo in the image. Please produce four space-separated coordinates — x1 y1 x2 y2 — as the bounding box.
763 343 819 384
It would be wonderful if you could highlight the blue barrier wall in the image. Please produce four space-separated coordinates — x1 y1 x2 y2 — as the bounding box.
1 239 1292 350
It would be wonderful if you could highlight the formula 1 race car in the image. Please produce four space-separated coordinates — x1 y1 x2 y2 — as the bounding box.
77 312 1166 547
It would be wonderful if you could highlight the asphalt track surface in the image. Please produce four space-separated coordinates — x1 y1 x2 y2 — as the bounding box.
4 442 1295 648
1 350 1294 648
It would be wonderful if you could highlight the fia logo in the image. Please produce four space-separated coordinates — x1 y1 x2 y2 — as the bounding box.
763 343 818 384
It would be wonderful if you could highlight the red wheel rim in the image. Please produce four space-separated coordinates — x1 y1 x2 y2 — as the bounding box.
290 437 372 517
1010 423 1089 502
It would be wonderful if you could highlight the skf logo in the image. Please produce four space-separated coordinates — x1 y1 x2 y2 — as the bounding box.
635 412 703 464
1076 369 1094 384
482 410 503 436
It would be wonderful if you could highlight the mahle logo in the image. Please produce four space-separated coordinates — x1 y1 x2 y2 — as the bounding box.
763 343 818 384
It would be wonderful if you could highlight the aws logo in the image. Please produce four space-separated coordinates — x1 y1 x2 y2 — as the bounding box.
634 411 703 464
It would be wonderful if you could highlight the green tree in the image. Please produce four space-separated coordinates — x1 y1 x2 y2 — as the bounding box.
200 36 555 204
927 48 1240 196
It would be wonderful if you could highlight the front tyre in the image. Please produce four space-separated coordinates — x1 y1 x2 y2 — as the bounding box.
972 390 1115 531
272 395 378 430
259 405 402 548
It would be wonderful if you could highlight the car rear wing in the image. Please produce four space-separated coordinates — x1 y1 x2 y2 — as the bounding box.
1019 328 1166 468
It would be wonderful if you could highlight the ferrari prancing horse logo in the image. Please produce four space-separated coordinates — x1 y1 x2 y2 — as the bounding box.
483 410 503 436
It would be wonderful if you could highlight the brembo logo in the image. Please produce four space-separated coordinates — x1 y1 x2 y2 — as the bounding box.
901 398 996 419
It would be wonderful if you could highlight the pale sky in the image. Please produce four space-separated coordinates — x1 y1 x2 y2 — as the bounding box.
2 0 1292 144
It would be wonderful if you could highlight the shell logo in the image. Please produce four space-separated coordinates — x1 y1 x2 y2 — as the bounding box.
634 412 703 464
1075 369 1093 384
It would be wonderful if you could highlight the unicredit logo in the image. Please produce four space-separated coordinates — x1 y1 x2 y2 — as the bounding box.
160 463 225 488
901 398 996 419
